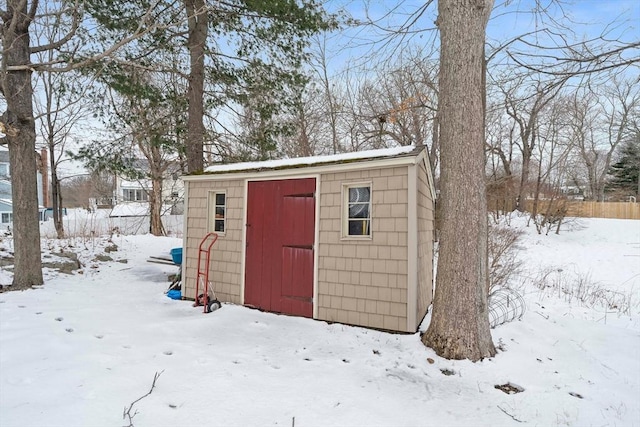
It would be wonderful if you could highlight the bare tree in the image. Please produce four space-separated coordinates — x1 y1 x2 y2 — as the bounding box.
350 50 439 154
36 71 89 238
1 0 183 288
32 11 91 239
421 0 496 361
310 34 344 155
526 95 574 233
497 74 569 210
570 76 639 201
485 100 519 216
60 175 93 209
279 86 325 158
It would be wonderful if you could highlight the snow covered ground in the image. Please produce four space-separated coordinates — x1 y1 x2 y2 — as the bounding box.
0 212 638 427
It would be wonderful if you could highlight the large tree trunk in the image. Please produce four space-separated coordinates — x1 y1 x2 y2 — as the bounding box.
185 0 207 173
1 1 44 288
422 0 496 361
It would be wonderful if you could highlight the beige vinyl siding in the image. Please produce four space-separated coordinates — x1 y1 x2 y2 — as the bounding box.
416 160 434 328
317 166 410 331
184 179 244 303
179 148 435 333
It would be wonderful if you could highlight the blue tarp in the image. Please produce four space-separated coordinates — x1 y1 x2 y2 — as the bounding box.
166 290 181 300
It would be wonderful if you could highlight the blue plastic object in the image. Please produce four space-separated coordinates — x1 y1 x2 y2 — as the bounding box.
167 289 181 300
170 247 182 265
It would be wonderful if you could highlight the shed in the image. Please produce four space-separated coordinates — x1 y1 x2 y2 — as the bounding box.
181 145 435 332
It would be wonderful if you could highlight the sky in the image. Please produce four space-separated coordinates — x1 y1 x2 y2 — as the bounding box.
321 0 640 73
1 0 638 178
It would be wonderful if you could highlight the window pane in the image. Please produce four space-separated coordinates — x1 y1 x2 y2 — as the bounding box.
346 185 371 236
349 203 369 219
349 187 370 203
210 192 226 233
349 219 370 236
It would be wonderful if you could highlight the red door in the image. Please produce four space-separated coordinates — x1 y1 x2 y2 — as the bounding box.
245 178 315 317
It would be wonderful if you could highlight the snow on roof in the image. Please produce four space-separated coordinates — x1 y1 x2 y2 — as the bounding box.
204 145 421 174
109 203 149 218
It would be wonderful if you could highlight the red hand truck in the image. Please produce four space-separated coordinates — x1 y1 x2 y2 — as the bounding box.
193 232 220 313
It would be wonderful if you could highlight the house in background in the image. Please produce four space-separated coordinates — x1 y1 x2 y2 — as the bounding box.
109 161 184 218
0 149 48 224
181 145 436 333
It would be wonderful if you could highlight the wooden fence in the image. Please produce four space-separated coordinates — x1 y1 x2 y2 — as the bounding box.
524 200 640 220
565 201 640 220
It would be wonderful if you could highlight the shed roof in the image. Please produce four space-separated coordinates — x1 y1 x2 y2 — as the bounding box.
203 145 424 174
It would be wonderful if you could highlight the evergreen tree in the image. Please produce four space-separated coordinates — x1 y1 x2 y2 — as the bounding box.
608 134 640 199
84 0 336 171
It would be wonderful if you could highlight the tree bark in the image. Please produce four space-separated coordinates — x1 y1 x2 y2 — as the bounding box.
148 178 165 236
47 118 65 238
148 144 165 236
422 0 496 361
184 0 207 173
50 153 64 239
1 1 44 288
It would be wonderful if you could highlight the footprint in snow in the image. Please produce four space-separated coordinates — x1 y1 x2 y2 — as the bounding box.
94 335 104 339
55 317 63 321
65 328 74 333
163 351 173 356
35 312 42 315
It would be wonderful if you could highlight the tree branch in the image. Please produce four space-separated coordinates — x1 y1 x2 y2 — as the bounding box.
30 3 81 54
122 371 163 427
497 405 524 423
27 0 38 21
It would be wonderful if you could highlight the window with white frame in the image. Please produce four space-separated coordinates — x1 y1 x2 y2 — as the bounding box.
343 184 371 237
122 189 148 202
1 212 12 223
208 191 226 233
